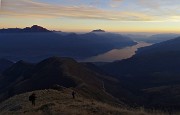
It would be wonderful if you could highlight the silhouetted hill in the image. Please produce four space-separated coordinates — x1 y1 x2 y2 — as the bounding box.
0 57 136 105
100 37 180 109
0 61 35 98
0 25 50 33
2 60 35 83
136 36 180 56
0 27 136 62
0 59 14 72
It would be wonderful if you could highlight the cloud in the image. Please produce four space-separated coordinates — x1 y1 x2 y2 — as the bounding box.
136 0 180 21
0 0 154 21
2 0 180 22
137 0 160 9
111 0 123 2
110 0 123 8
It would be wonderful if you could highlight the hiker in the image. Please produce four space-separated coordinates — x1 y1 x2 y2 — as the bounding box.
29 93 37 106
72 91 76 99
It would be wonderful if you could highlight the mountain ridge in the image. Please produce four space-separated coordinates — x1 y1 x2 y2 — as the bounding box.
0 25 50 33
0 26 137 62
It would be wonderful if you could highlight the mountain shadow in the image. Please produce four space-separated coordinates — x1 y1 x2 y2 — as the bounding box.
100 36 180 109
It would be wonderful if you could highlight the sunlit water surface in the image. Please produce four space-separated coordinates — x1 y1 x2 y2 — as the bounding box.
82 42 152 62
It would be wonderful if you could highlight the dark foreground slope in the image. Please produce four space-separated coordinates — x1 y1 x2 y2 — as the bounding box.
0 89 168 115
100 37 180 109
0 57 135 105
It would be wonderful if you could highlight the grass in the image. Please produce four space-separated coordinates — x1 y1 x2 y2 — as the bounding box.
0 88 177 115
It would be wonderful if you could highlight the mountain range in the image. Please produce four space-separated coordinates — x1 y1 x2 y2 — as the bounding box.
0 25 137 62
0 25 50 33
2 25 180 113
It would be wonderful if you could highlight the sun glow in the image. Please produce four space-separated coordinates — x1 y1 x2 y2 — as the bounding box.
1 0 180 33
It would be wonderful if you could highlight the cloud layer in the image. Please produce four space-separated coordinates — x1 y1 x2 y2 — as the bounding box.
1 0 180 21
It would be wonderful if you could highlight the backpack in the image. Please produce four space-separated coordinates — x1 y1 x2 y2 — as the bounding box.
29 95 32 101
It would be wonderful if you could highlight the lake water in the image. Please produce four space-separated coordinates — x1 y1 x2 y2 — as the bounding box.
82 42 152 62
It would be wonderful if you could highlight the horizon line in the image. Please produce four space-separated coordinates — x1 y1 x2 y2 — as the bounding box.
1 25 180 34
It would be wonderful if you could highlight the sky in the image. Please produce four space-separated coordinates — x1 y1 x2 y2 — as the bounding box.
1 0 180 33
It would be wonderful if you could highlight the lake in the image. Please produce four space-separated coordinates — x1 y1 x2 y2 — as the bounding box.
82 42 152 62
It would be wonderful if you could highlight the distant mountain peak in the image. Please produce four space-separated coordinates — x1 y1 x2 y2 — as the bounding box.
0 25 50 33
92 29 105 33
23 25 50 32
30 25 47 30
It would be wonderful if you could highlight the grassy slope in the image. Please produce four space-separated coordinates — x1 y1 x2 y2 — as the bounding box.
0 89 169 115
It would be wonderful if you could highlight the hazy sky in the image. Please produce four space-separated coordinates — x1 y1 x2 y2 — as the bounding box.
1 0 180 33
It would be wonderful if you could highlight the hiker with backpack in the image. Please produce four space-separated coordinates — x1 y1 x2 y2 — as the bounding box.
29 93 37 106
72 91 76 99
